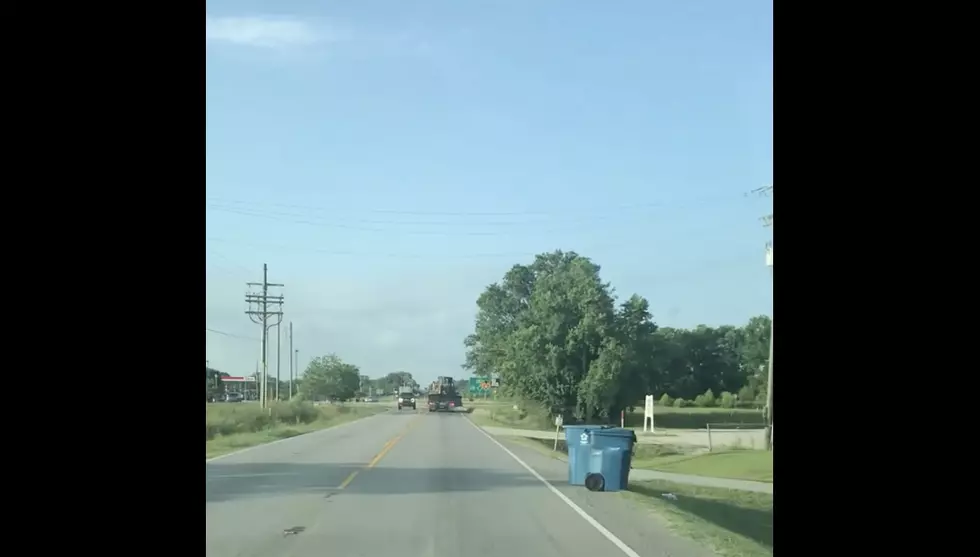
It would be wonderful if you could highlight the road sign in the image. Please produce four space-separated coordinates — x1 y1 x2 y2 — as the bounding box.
469 377 491 394
221 376 256 382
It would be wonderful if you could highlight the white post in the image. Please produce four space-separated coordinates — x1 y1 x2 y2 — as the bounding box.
643 394 655 433
554 414 563 451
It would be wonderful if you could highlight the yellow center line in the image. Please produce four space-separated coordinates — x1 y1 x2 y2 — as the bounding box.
337 415 424 489
337 470 359 490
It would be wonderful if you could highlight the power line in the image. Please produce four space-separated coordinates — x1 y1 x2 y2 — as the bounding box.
206 202 746 237
206 328 259 342
205 192 751 218
207 249 254 277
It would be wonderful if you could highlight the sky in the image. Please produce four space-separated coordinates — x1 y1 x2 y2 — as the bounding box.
205 0 773 386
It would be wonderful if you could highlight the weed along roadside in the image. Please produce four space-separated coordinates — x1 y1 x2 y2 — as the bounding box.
205 402 387 459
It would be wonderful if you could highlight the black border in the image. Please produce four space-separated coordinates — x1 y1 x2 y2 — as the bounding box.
30 1 913 553
30 1 200 548
775 2 911 552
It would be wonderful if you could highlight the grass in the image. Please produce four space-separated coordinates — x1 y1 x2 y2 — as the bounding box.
510 436 772 483
206 402 388 459
468 404 556 430
636 450 773 483
468 399 766 431
496 435 773 556
623 480 773 557
623 407 766 430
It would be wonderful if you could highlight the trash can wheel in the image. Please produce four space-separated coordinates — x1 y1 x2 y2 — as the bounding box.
584 473 605 492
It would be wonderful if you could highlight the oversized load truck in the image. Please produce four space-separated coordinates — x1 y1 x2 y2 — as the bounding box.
427 376 462 412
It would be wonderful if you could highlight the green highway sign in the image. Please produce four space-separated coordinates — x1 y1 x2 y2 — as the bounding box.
469 377 491 394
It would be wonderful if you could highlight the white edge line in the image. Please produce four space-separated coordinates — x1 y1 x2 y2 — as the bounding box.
465 417 643 557
205 409 388 463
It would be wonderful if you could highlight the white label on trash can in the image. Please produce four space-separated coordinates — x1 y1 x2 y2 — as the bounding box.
580 432 589 444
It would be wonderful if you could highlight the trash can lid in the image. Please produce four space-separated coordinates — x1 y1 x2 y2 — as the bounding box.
564 424 609 431
591 427 636 438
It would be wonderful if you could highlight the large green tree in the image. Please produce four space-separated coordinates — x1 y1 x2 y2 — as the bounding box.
299 354 361 401
464 249 773 421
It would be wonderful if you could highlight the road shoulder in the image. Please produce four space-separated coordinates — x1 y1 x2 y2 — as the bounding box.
493 435 717 557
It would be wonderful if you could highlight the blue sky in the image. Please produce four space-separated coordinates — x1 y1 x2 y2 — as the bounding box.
205 0 773 385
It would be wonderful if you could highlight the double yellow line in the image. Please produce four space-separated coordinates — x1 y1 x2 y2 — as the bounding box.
337 415 422 490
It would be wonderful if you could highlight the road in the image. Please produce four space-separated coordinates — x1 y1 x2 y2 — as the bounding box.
206 410 713 557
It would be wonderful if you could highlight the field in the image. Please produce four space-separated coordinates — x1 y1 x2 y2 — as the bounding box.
468 400 766 431
206 402 388 459
516 436 772 483
624 480 773 557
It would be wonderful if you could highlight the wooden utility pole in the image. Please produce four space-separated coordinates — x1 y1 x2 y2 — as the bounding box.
246 263 284 409
753 184 774 451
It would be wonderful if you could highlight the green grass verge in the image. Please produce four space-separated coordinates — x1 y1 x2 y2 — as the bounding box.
469 399 765 431
623 407 765 429
494 435 772 556
468 405 556 430
506 436 772 483
623 480 772 557
634 450 773 483
206 402 388 459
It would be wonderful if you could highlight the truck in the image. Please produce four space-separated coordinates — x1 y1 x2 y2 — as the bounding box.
397 386 416 410
427 376 462 412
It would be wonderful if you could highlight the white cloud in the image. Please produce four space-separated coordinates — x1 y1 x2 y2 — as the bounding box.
206 15 326 48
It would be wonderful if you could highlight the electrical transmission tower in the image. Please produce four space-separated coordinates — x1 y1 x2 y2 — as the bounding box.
246 263 284 409
752 184 774 451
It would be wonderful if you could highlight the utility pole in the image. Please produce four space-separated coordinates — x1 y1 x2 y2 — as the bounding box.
753 184 774 451
295 348 300 398
288 322 294 399
275 323 282 401
245 263 284 410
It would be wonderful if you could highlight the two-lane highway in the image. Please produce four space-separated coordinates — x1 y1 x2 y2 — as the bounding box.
206 410 645 557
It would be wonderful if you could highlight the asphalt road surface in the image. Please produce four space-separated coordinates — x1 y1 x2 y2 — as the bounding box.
206 410 708 557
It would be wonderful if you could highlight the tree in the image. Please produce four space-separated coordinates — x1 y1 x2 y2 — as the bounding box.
466 250 631 420
463 249 773 421
299 354 361 402
206 366 228 400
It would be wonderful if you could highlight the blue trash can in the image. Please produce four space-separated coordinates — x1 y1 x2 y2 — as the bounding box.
590 427 637 492
564 425 601 486
563 425 637 492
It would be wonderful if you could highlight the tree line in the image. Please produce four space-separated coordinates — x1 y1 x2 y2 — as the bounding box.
205 359 420 402
463 250 772 422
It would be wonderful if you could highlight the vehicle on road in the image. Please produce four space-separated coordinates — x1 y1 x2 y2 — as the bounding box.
223 392 244 403
397 386 416 410
427 376 462 412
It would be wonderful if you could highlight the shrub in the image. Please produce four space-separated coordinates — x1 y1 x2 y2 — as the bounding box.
718 391 736 408
693 389 716 408
206 401 331 440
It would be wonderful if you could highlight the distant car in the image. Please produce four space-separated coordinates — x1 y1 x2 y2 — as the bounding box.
397 394 416 411
224 392 244 403
363 397 378 403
